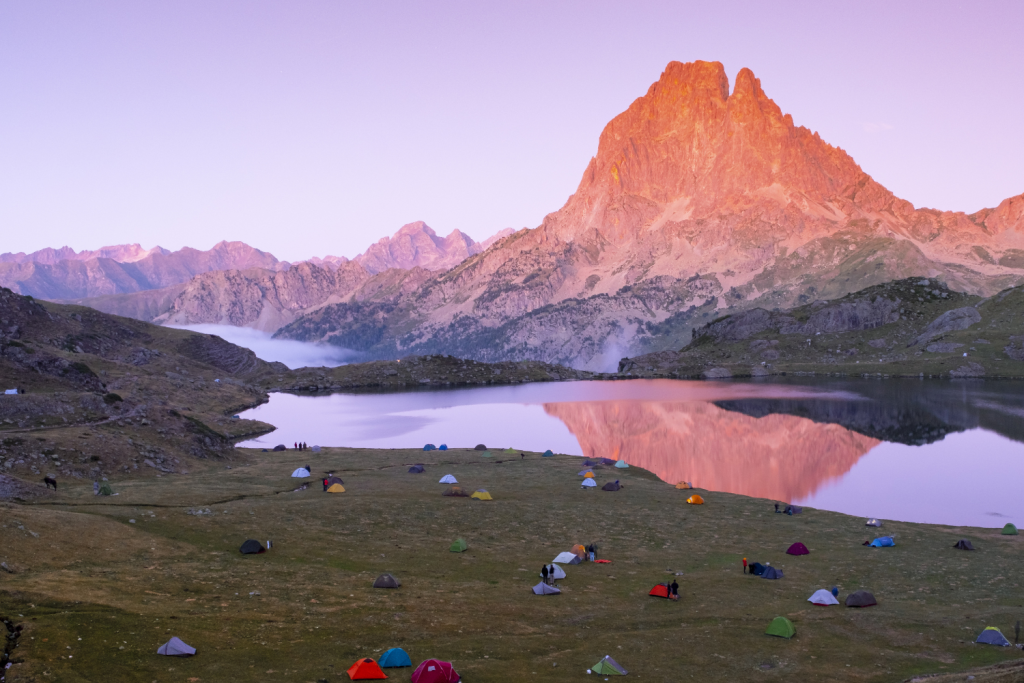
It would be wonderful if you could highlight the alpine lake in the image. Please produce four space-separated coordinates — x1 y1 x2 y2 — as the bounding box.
5 378 1024 682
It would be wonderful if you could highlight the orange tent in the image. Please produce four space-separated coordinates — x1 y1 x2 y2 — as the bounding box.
675 481 693 489
686 495 704 505
348 657 387 680
571 544 587 558
583 472 595 479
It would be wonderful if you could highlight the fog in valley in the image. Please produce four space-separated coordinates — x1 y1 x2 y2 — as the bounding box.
170 324 356 369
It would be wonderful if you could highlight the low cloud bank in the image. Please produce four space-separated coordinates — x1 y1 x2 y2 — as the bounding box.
170 324 356 369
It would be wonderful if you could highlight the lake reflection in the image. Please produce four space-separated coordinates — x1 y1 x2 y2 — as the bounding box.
237 378 1024 528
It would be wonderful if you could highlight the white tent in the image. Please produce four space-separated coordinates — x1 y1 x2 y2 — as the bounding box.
4 389 18 395
312 445 321 452
614 460 629 469
808 589 839 606
291 468 311 478
865 518 883 527
157 636 196 656
532 582 561 595
439 474 458 484
552 551 578 564
542 564 566 580
581 478 597 488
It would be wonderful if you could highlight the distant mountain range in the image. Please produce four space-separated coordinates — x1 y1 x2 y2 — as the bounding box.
9 60 1024 370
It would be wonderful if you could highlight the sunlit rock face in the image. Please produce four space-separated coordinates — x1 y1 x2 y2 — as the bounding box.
544 400 879 502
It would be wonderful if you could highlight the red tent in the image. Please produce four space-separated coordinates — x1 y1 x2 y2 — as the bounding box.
648 583 671 598
410 659 460 683
348 658 387 680
786 542 809 555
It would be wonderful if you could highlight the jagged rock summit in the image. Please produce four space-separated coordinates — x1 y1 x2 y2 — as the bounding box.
355 221 513 274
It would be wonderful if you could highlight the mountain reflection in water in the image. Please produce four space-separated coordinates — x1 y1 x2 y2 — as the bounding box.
545 401 879 502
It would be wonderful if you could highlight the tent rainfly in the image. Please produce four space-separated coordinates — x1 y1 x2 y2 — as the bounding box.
581 479 597 489
410 658 460 683
156 637 196 656
953 539 975 550
1002 523 1018 535
291 467 311 478
590 655 628 676
470 489 492 501
438 474 458 484
615 460 629 468
845 590 877 607
533 582 561 595
786 542 809 555
765 617 796 639
372 573 401 589
347 657 387 680
808 589 839 606
866 518 883 527
976 627 1012 646
552 551 581 565
378 648 412 668
449 538 468 553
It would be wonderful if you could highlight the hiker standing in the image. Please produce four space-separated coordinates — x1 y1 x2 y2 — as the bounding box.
742 557 748 574
548 564 556 584
294 441 297 450
588 544 595 562
774 503 779 513
541 565 549 585
670 580 679 600
322 478 329 491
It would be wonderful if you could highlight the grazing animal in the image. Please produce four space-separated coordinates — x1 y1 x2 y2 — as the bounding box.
43 476 57 491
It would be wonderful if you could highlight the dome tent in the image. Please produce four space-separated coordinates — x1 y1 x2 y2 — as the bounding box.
438 474 457 484
615 459 629 468
291 467 310 478
347 657 387 680
765 616 796 639
449 538 468 552
239 539 265 554
533 582 560 595
581 479 597 489
157 636 196 656
408 464 425 473
953 539 975 550
410 658 460 683
552 551 581 565
423 443 436 451
786 542 809 555
866 536 895 547
438 444 448 451
865 518 883 527
976 627 1012 646
542 450 554 457
845 590 877 607
543 564 566 580
590 655 627 676
470 489 492 500
602 480 621 491
373 573 401 589
808 589 839 606
686 494 704 505
378 647 412 668
1002 523 1018 535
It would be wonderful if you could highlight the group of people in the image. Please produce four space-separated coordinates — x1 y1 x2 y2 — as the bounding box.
540 563 559 585
294 441 310 450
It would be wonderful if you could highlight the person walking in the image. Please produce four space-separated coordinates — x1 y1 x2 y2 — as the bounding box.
670 579 679 600
541 565 549 585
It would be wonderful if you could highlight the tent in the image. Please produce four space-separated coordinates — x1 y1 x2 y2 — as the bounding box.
808 589 839 606
272 444 287 451
578 469 594 476
590 655 628 676
1002 523 1018 535
408 465 425 473
581 479 597 489
291 467 311 478
372 573 401 589
480 451 492 457
615 460 629 469
649 583 671 598
867 536 895 547
504 448 515 454
533 582 561 595
675 481 693 489
866 518 883 527
786 542 809 556
571 544 587 558
602 480 621 491
423 444 436 451
953 539 975 550
583 459 596 466
686 495 704 505
438 474 458 484
98 482 113 496
474 444 487 450
378 648 412 668
438 444 448 451
761 567 784 580
327 483 345 493
543 564 566 580
765 617 796 639
239 539 265 554
442 486 469 497
583 472 595 479
449 538 468 552
599 458 616 465
553 551 581 565
347 657 387 680
976 627 1012 646
312 445 321 452
542 450 554 457
845 590 877 607
410 659 460 683
157 636 196 656
470 489 492 501
749 562 766 576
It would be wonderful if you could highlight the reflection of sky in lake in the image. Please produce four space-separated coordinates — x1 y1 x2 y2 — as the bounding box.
237 379 1024 528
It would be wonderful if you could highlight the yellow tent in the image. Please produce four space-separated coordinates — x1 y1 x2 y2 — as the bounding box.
583 472 595 479
471 489 493 501
686 494 704 505
676 481 693 489
571 544 586 558
327 483 345 493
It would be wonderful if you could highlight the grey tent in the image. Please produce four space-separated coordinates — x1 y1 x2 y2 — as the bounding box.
602 480 621 491
474 444 487 450
157 636 196 656
845 590 877 607
532 582 561 595
373 573 401 589
761 566 784 580
953 539 975 550
239 539 265 554
272 444 287 451
976 627 1011 646
408 465 425 473
865 518 883 527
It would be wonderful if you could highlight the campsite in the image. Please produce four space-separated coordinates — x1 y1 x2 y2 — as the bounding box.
2 446 1023 682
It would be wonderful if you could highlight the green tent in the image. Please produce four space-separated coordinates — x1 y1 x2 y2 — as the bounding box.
1002 523 1018 535
449 538 468 553
542 450 554 457
504 448 516 454
481 450 492 458
591 655 627 675
765 616 796 639
98 482 113 496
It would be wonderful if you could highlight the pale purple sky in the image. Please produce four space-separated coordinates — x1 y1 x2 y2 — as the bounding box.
2 1 1022 262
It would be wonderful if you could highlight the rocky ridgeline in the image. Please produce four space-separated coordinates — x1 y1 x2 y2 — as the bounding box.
264 355 599 393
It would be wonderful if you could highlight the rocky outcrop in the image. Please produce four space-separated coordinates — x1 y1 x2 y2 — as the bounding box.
354 222 513 274
909 306 981 346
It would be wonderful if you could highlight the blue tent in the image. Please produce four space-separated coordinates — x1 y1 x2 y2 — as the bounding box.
542 450 554 457
423 444 436 451
378 647 412 667
761 566 784 580
439 444 448 451
976 627 1011 647
868 536 895 548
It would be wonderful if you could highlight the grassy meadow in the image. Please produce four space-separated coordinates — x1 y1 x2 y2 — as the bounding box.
2 447 1024 682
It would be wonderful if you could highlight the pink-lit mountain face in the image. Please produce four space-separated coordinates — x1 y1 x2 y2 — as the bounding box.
353 222 514 275
274 60 1024 369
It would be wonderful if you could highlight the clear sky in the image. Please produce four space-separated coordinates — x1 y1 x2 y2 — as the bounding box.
2 1 1022 262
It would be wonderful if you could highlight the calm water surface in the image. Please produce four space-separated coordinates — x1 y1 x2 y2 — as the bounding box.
238 378 1024 529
